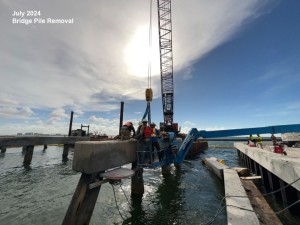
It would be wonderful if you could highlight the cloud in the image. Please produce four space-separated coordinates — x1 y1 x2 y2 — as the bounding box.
88 115 142 135
183 120 197 127
180 120 226 134
0 106 34 119
258 101 300 117
0 0 278 134
205 126 226 131
47 108 69 124
0 120 70 135
172 0 277 74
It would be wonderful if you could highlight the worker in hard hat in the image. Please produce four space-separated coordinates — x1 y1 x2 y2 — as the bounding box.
150 122 163 162
248 134 257 147
135 119 152 165
271 134 277 146
248 134 255 145
120 121 135 140
256 134 263 149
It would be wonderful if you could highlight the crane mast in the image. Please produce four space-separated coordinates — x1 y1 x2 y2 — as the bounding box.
157 0 175 131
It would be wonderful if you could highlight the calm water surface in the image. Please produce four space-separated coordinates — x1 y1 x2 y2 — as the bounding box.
0 142 298 224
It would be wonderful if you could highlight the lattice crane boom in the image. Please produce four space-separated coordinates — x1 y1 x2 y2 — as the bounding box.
157 0 175 130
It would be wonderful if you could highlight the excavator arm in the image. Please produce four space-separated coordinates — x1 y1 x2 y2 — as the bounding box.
174 124 300 164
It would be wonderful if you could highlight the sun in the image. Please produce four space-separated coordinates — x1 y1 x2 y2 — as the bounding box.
123 25 160 78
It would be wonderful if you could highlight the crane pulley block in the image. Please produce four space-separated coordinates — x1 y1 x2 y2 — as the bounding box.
145 88 153 102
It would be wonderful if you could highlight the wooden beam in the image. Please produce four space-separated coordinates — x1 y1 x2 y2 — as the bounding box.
240 176 262 180
62 173 101 225
241 180 282 225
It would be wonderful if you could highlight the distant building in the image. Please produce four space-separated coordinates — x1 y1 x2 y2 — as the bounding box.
71 129 87 137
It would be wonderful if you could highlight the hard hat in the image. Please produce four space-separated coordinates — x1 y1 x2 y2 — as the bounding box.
125 121 132 126
142 118 147 123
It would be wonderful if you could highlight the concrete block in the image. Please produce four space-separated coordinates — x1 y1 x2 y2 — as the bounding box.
73 140 137 174
204 157 229 180
224 169 259 225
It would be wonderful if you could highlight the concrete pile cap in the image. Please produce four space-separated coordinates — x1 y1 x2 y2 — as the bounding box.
72 140 137 174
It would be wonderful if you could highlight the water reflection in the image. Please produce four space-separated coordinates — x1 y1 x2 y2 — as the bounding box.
123 168 184 225
151 169 184 224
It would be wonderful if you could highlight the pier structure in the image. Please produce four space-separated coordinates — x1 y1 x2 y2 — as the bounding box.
64 137 205 224
63 140 141 224
204 156 283 224
235 143 300 211
0 136 90 164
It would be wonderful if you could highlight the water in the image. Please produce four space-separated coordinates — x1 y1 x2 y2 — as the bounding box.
0 142 298 224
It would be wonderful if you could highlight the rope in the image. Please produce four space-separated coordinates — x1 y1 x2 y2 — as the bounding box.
201 196 226 225
202 177 300 225
275 199 300 214
119 182 134 211
147 0 153 88
201 205 227 225
262 177 300 196
111 183 126 221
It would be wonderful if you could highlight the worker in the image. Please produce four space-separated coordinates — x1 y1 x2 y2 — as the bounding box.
247 134 252 145
256 134 263 149
135 119 152 165
248 134 256 146
150 122 163 162
271 134 277 146
120 121 135 140
135 121 143 138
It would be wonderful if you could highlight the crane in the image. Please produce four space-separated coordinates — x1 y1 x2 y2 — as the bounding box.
157 0 178 132
153 1 300 167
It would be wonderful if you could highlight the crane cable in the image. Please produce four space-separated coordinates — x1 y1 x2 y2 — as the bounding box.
147 0 153 89
143 0 153 124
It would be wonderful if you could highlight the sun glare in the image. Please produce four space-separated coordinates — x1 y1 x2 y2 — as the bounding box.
124 26 160 78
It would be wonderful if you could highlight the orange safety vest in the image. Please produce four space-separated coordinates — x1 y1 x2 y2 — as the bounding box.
144 126 152 137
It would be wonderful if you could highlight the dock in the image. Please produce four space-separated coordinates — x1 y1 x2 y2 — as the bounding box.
223 168 260 225
203 152 291 224
0 136 91 164
235 143 300 192
204 142 300 225
235 143 300 221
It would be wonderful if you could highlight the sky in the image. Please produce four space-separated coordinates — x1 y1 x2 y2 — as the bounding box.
0 0 300 136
